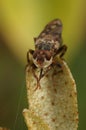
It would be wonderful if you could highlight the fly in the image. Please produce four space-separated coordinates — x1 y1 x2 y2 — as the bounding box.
27 19 67 90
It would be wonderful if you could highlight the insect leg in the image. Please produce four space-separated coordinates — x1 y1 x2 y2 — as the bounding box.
31 68 41 90
53 45 67 74
27 49 34 62
39 69 43 80
58 45 67 57
27 49 41 90
34 69 44 90
39 66 51 80
54 45 67 58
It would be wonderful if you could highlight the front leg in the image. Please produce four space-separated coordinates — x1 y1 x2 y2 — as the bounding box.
27 50 41 90
26 49 35 70
27 49 34 63
27 49 40 90
33 67 51 90
39 66 51 79
59 45 67 58
31 66 41 91
54 45 67 58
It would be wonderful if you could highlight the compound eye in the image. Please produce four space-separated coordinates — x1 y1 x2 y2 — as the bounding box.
36 42 51 50
44 44 50 50
44 42 54 50
38 44 43 50
36 44 42 50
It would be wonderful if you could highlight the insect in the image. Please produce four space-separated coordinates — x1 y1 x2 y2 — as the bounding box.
27 19 67 90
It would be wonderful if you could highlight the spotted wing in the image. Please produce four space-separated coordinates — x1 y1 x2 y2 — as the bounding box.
35 19 63 44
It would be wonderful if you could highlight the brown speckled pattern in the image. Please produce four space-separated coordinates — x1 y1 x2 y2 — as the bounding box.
23 59 78 130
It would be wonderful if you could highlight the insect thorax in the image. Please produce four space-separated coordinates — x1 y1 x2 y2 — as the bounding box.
35 38 61 55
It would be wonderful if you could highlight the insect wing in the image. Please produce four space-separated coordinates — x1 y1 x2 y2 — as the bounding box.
38 19 63 41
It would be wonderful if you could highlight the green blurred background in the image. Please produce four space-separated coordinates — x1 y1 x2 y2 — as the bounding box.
0 0 86 129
